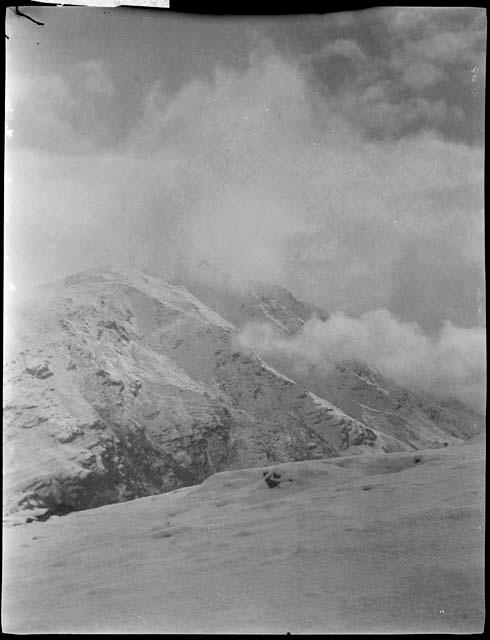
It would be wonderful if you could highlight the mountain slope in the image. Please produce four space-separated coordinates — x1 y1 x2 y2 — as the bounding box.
174 260 328 333
2 442 484 633
258 354 483 450
4 267 483 521
179 266 483 447
4 268 388 520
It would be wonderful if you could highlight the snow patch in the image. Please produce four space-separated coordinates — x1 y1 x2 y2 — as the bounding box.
353 401 392 415
257 303 291 334
337 362 390 395
257 357 296 385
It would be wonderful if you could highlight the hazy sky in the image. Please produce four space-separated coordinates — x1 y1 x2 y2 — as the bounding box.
5 6 486 335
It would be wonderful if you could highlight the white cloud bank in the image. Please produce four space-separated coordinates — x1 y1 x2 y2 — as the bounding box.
7 49 484 329
239 310 486 414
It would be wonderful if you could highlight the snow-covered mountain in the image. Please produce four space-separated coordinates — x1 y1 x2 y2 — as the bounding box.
3 267 483 521
175 261 329 334
249 355 483 450
181 265 483 447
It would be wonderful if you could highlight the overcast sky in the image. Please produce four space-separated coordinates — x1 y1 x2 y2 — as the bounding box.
5 7 486 335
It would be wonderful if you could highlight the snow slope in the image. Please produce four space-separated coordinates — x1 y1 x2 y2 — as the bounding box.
2 441 484 634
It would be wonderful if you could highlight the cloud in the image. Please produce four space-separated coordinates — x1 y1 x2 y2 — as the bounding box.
5 60 118 155
77 60 115 96
404 29 485 67
238 311 486 413
338 90 452 137
316 38 367 62
383 10 486 98
291 8 486 142
384 6 440 32
381 20 486 118
6 41 485 334
399 61 446 90
5 71 92 153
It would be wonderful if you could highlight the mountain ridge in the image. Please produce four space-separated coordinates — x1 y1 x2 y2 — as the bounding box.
3 267 483 522
178 265 483 444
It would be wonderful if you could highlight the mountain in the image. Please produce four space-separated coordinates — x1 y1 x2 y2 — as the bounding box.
4 268 389 522
3 442 485 633
253 355 483 450
173 260 328 333
3 267 483 522
180 265 483 448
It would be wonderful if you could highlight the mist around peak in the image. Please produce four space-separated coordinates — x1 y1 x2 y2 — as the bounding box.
239 309 486 414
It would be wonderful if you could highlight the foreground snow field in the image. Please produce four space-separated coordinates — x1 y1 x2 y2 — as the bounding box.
2 441 484 634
